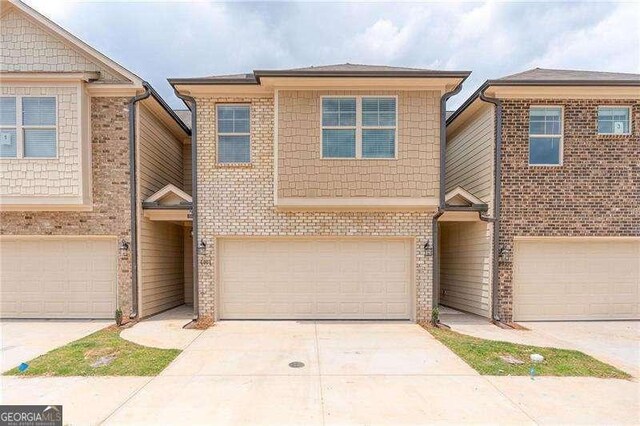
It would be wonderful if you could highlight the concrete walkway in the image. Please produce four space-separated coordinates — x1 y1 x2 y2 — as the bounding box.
121 305 201 349
2 308 639 425
440 307 640 377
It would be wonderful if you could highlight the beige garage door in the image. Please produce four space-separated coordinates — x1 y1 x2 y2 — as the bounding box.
513 239 640 321
0 237 117 319
219 238 413 320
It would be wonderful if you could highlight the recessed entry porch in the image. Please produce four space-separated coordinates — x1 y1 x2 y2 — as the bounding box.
141 184 194 318
437 187 493 319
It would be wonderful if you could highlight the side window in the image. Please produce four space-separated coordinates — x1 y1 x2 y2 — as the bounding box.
0 97 17 158
217 105 250 164
362 97 396 158
22 97 57 158
0 96 57 158
322 97 356 158
598 107 630 135
529 107 562 165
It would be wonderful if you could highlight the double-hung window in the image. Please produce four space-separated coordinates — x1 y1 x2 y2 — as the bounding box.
217 104 250 163
529 106 562 165
0 96 57 158
598 106 630 135
322 96 396 159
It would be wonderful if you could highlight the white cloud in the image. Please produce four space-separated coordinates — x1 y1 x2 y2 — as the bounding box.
21 1 640 109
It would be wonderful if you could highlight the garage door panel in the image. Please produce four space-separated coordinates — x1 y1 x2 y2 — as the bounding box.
513 239 640 321
0 237 117 319
219 238 412 320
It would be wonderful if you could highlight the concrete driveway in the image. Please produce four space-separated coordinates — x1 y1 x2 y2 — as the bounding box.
3 314 639 425
0 319 110 372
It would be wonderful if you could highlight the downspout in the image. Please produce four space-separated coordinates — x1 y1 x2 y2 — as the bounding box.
432 82 464 311
479 89 502 322
127 82 152 319
173 88 199 321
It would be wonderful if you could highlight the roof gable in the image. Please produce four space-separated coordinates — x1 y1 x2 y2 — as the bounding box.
445 187 486 207
1 0 141 84
144 184 192 206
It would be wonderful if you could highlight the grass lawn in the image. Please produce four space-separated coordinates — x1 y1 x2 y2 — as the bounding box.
5 326 181 376
427 326 630 379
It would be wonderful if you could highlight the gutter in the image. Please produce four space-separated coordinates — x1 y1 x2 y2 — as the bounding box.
127 82 152 319
173 88 199 321
432 82 465 311
478 89 502 322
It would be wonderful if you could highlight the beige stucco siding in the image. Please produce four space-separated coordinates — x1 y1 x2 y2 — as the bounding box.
0 85 85 200
440 221 492 317
0 8 127 82
138 105 184 317
277 90 440 199
445 105 494 208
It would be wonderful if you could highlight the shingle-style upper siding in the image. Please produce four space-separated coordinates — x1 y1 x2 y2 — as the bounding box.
195 95 435 322
0 97 133 315
0 8 127 82
0 85 82 198
445 104 494 209
497 98 640 321
277 90 440 199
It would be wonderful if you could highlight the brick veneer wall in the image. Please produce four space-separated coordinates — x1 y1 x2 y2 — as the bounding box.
0 97 133 315
497 98 640 321
278 90 440 198
195 95 437 322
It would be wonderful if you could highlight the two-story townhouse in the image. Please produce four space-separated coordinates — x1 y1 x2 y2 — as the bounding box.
170 64 470 322
442 68 639 323
0 0 192 320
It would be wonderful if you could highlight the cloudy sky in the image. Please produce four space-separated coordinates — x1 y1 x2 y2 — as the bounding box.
25 0 640 110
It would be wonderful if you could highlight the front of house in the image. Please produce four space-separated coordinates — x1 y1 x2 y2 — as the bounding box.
2 0 637 327
171 66 469 322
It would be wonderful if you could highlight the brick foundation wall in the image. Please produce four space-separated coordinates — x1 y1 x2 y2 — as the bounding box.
195 95 437 322
0 97 133 316
497 98 640 321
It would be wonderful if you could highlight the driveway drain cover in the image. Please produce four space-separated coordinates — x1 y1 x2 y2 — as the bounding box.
289 361 305 368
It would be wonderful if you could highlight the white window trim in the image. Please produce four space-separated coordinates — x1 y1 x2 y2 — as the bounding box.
216 103 251 165
528 105 563 167
320 95 398 160
0 95 59 160
597 105 632 136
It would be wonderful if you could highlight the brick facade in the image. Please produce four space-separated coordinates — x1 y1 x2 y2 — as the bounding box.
497 98 640 321
0 97 133 315
195 95 437 322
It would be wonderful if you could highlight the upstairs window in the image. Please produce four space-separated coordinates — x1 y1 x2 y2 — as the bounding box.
321 96 396 159
598 107 630 135
0 96 57 158
529 106 562 165
217 104 250 163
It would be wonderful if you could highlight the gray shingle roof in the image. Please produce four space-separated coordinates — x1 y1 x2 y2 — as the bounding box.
498 68 640 82
169 63 470 85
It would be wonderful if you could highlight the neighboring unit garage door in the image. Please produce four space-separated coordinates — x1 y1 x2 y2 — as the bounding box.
218 238 412 320
0 237 117 319
513 239 640 321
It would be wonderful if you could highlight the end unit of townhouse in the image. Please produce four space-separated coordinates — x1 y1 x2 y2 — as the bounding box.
0 0 192 320
443 68 639 322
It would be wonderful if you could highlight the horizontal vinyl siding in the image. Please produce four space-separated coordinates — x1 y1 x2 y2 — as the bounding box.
440 221 491 317
183 143 192 195
139 105 185 317
445 106 494 208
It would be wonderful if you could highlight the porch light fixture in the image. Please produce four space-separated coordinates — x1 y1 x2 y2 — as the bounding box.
198 239 207 252
119 240 130 251
424 240 433 256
